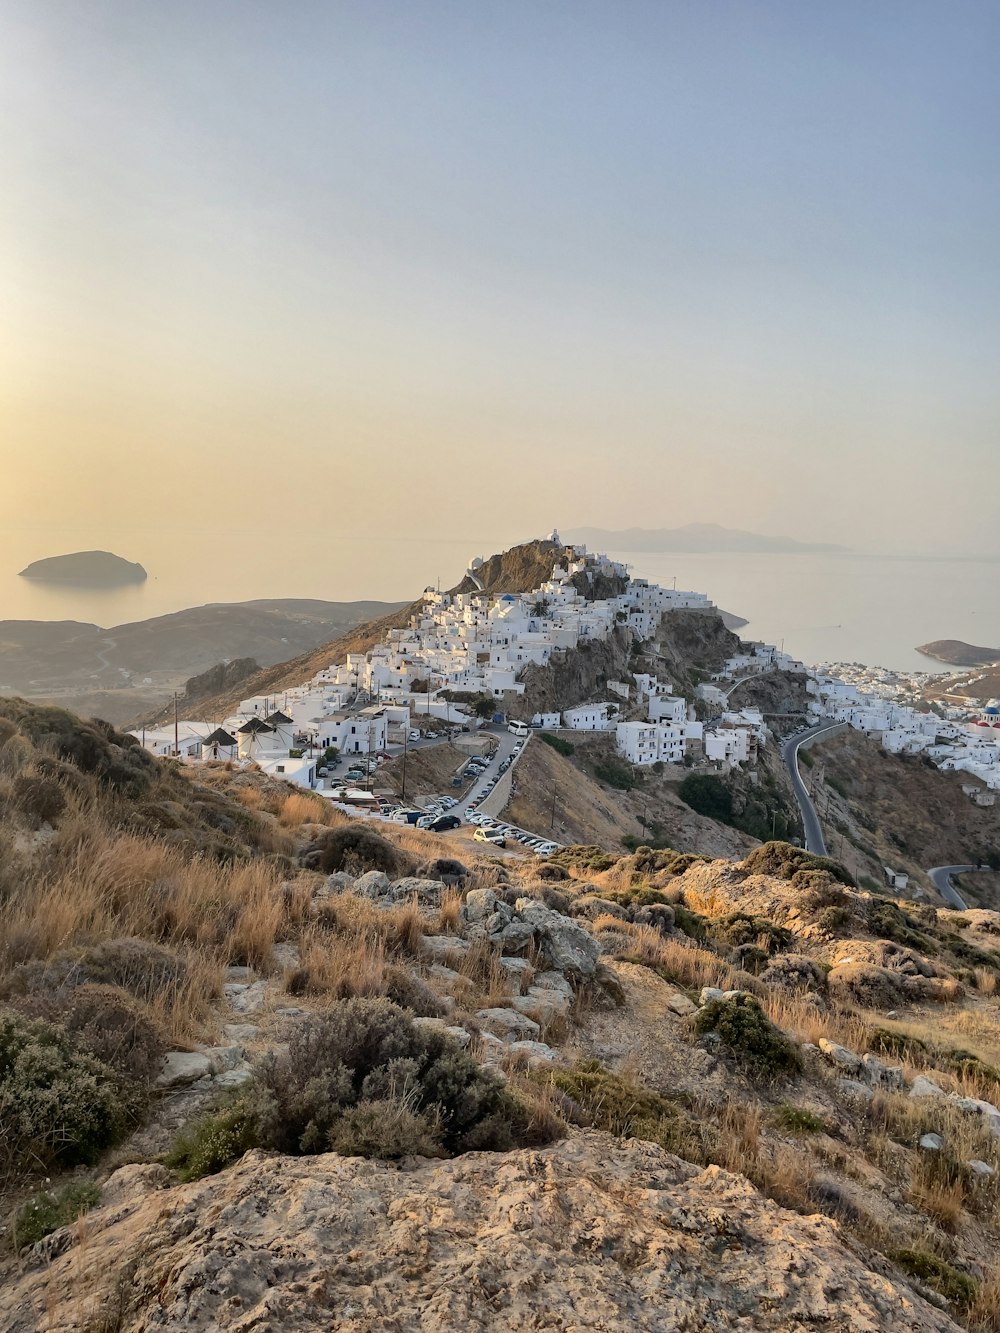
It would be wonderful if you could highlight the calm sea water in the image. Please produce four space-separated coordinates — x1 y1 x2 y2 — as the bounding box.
0 523 994 675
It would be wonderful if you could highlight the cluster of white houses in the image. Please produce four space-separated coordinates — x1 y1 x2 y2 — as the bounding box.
810 672 1000 798
130 538 780 788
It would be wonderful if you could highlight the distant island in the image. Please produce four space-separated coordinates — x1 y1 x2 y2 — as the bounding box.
917 639 1000 668
18 550 147 587
563 522 848 554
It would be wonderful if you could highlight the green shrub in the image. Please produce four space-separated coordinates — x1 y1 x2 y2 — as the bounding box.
0 1011 142 1171
742 841 853 887
547 845 619 873
552 1061 703 1162
0 700 156 798
673 905 709 942
13 983 165 1082
695 995 802 1079
593 756 639 791
709 912 791 955
892 1249 977 1309
678 774 732 822
776 1104 828 1134
166 1104 261 1181
11 1180 101 1248
539 733 575 757
246 997 522 1159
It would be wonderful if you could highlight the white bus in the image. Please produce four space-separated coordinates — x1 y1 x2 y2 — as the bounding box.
507 719 530 737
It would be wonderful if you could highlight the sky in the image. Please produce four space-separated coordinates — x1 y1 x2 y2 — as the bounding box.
2 0 999 565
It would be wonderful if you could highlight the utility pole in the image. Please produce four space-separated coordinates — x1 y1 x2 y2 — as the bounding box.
173 692 179 758
401 726 408 801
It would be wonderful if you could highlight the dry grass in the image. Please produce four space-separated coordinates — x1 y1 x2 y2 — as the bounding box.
969 1268 1000 1331
278 791 339 827
977 968 999 997
760 992 872 1052
435 888 463 934
599 920 740 994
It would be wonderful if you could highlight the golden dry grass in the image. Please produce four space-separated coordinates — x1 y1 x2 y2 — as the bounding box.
278 791 340 827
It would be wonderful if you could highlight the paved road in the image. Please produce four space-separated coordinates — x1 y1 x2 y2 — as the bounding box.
781 722 844 856
926 865 988 911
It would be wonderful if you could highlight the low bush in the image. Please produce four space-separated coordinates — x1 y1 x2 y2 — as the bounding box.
547 846 620 874
593 756 640 791
539 733 575 757
0 700 157 798
695 995 802 1079
776 1104 829 1134
741 841 854 887
165 1104 262 1182
551 1061 704 1163
11 774 67 825
10 1180 101 1248
709 912 791 955
307 827 415 878
678 774 732 823
893 1249 978 1310
673 905 710 942
4 939 188 1009
12 983 165 1082
0 1010 142 1171
242 997 537 1161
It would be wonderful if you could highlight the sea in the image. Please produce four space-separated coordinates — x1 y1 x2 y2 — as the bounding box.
0 523 996 677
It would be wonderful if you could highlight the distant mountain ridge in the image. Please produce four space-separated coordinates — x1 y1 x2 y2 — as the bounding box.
564 523 848 554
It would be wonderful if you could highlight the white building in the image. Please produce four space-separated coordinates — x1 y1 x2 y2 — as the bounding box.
563 702 619 731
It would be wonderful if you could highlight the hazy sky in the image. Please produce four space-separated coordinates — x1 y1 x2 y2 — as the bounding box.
2 1 999 560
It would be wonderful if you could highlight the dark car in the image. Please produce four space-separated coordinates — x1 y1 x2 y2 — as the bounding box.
428 814 461 832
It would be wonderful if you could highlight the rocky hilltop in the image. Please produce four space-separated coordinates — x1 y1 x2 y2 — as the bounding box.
18 549 147 585
2 1136 959 1332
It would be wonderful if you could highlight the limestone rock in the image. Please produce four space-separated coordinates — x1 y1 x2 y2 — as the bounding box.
226 980 269 1014
861 1052 905 1089
475 1007 542 1041
412 1016 471 1048
818 1039 862 1073
0 1132 962 1333
910 1075 946 1100
391 876 445 906
969 1158 996 1179
223 1024 259 1043
515 899 601 978
354 870 392 899
507 1040 560 1065
920 1133 945 1151
665 991 699 1017
836 1078 874 1103
700 986 724 1006
155 1051 212 1088
423 935 470 962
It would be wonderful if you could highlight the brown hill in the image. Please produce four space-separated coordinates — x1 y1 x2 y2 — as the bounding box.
918 640 1000 668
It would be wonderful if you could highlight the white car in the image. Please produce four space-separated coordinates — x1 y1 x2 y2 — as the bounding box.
473 827 506 847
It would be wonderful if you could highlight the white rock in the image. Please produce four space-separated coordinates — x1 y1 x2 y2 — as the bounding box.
909 1074 946 1099
919 1133 945 1151
198 1044 243 1073
953 1096 1000 1137
423 936 470 961
514 900 601 978
507 1040 559 1065
463 888 498 921
226 980 269 1014
969 1159 996 1179
428 963 463 985
836 1078 874 1103
512 987 570 1020
355 870 392 899
215 1064 253 1088
156 1052 212 1089
666 992 699 1018
224 1024 259 1042
412 1017 471 1048
700 987 724 1006
475 1007 541 1041
818 1039 863 1074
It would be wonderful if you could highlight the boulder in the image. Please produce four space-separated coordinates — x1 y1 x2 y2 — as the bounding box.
499 957 534 987
818 1039 863 1074
223 1024 259 1043
909 1075 946 1100
495 920 536 955
836 1078 874 1103
428 964 463 985
475 1008 542 1041
412 1017 472 1048
225 980 269 1014
199 1045 244 1074
700 987 724 1006
512 987 571 1020
390 877 445 906
354 870 392 899
861 1052 905 1090
463 888 498 922
423 936 470 962
156 1051 212 1089
224 966 255 984
515 900 601 978
953 1096 1000 1137
215 1064 254 1089
969 1159 996 1179
507 1040 560 1065
919 1133 945 1151
665 991 699 1018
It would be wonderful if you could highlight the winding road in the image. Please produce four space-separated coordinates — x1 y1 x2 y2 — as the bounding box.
781 722 845 856
783 725 991 909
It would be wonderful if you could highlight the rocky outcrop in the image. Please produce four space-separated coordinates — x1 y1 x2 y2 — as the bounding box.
1 1132 961 1332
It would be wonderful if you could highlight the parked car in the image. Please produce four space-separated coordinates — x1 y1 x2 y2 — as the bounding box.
473 827 506 847
429 814 461 831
